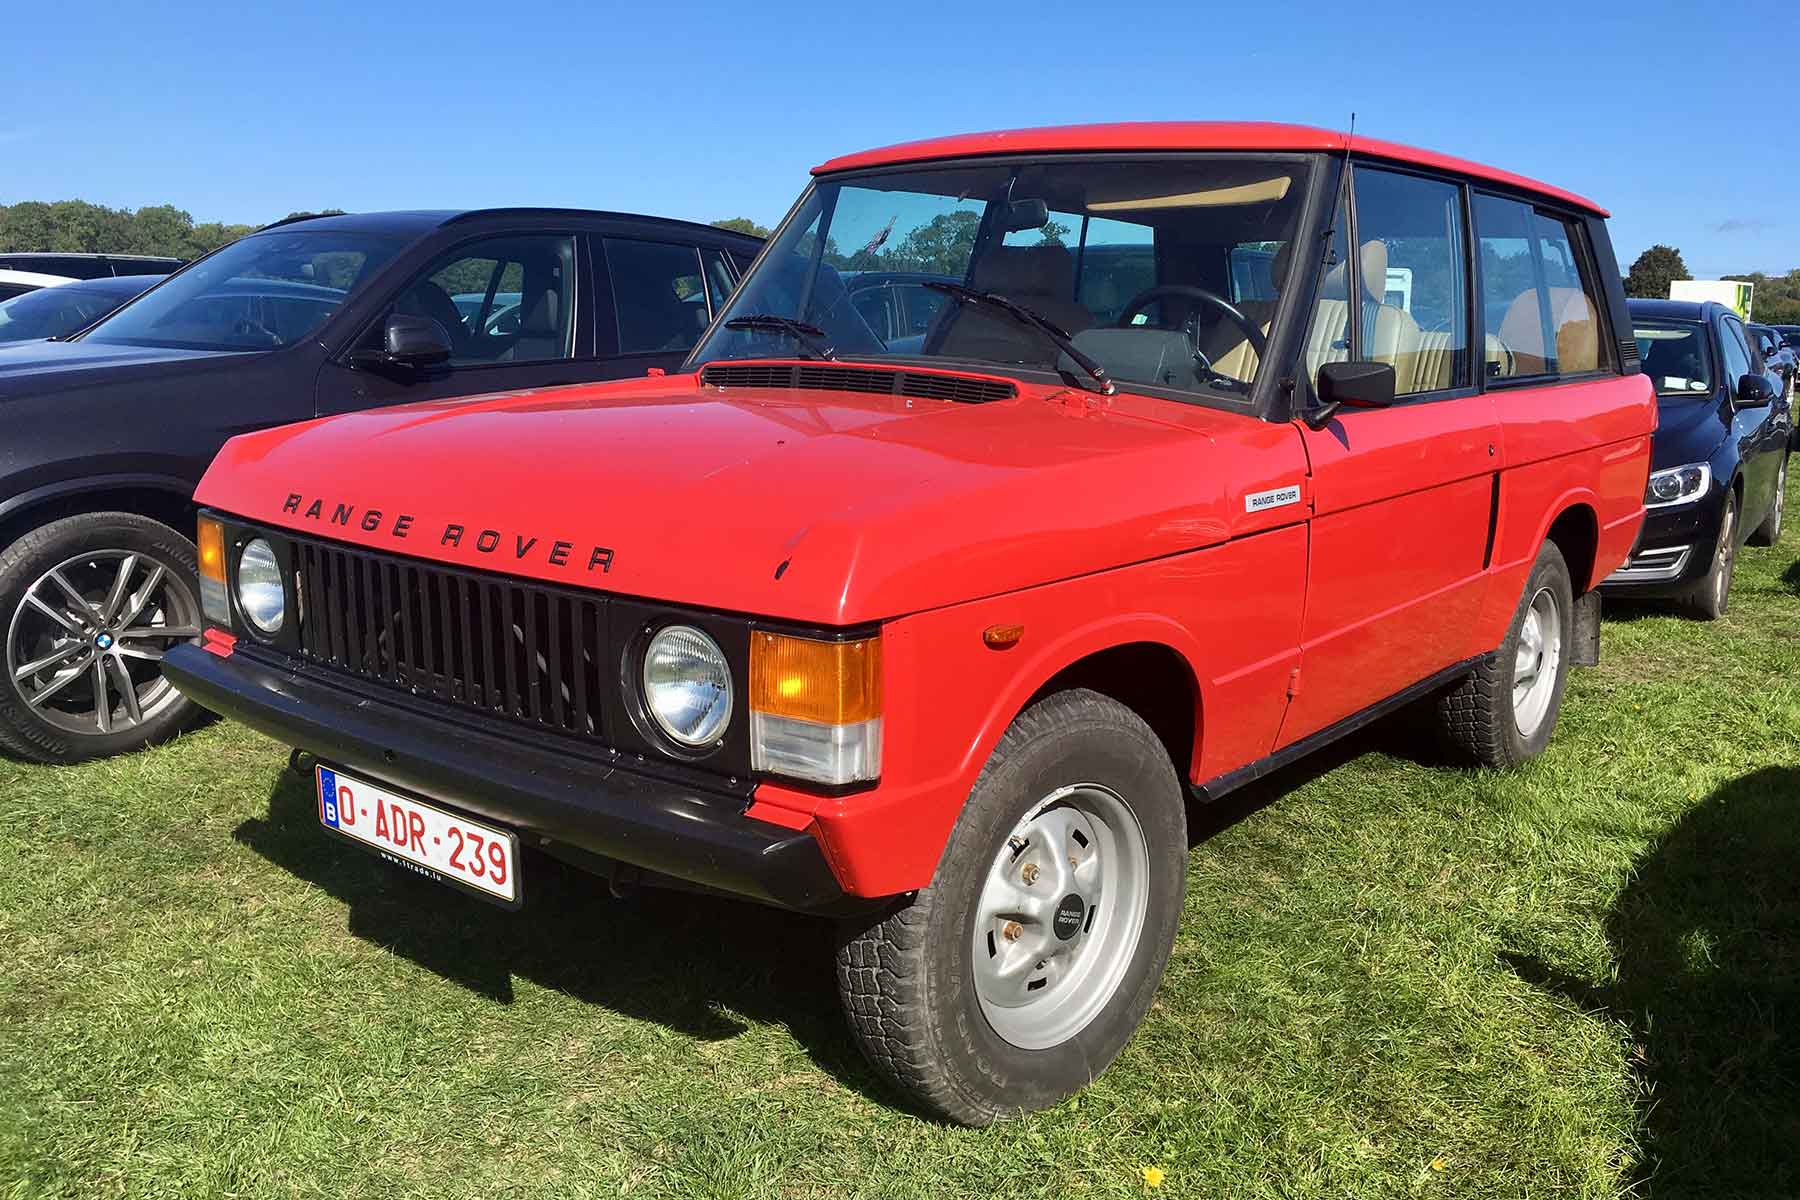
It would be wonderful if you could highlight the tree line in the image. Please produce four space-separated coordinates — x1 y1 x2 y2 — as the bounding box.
1625 244 1800 325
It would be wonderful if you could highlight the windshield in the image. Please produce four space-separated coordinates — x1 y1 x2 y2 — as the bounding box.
0 284 142 343
1634 321 1713 397
691 155 1315 399
81 231 401 351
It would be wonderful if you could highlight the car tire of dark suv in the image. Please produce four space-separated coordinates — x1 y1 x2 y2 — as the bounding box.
1434 540 1574 768
835 689 1186 1125
0 513 205 763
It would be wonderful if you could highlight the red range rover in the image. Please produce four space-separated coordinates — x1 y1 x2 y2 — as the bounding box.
164 123 1654 1124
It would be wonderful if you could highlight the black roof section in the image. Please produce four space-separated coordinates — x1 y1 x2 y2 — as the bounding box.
256 208 763 243
0 251 183 264
1626 298 1720 321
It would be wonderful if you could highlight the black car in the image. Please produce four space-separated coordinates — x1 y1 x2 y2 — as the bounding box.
0 275 165 344
1773 324 1800 356
0 208 760 763
1603 299 1791 618
1748 322 1798 393
0 252 185 280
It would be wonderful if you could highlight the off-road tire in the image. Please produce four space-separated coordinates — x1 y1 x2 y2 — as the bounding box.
1678 489 1738 621
1747 455 1786 547
0 512 203 764
835 689 1186 1125
1435 540 1574 768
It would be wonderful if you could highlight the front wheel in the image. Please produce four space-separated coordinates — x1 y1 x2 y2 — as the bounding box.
1434 539 1574 768
1679 489 1739 621
0 513 204 763
836 689 1187 1124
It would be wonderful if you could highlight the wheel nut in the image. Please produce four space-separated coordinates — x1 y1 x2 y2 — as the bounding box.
1021 862 1040 885
1002 921 1022 942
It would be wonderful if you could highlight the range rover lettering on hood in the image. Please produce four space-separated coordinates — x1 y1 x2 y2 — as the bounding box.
281 492 615 574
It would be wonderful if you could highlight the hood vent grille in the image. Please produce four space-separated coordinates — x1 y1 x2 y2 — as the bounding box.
701 362 1016 404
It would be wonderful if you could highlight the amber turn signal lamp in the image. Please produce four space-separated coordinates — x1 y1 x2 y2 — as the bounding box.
197 516 226 582
197 515 233 628
982 623 1024 649
750 632 882 723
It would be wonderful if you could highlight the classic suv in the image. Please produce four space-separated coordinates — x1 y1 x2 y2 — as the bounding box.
162 124 1653 1123
0 209 758 763
1604 299 1790 617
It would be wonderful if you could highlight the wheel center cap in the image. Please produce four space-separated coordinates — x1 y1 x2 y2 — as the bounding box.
94 632 114 650
1053 893 1086 941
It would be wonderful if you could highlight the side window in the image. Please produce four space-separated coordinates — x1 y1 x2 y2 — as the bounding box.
701 248 738 316
387 234 575 367
1474 195 1607 380
1302 207 1352 383
1720 317 1752 391
605 238 709 354
1351 167 1469 396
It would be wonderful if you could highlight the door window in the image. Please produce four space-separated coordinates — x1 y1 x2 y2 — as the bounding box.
1473 196 1607 380
1720 316 1752 390
388 234 575 366
606 239 710 354
1351 168 1470 396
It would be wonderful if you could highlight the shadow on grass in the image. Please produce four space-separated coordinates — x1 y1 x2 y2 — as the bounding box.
1504 765 1800 1198
232 769 891 1105
1783 557 1800 596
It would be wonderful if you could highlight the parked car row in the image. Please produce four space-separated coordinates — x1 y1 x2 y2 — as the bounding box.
0 121 1782 1125
0 273 165 343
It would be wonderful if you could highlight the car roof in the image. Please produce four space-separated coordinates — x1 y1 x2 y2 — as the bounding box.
0 251 182 264
812 122 1607 216
259 208 764 245
1627 298 1719 321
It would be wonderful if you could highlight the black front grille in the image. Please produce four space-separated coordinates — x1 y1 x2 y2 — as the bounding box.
294 538 609 742
701 362 1015 404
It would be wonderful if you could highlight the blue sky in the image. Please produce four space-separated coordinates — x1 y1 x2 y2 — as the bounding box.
3 0 1787 277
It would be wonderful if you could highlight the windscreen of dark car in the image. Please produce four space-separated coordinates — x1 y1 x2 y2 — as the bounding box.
80 232 401 351
0 282 152 343
1634 321 1713 396
690 156 1315 401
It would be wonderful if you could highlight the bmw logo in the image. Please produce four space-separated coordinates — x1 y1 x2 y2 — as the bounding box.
94 632 114 650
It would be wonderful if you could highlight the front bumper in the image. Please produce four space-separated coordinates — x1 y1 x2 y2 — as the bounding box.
1601 486 1725 595
163 642 857 914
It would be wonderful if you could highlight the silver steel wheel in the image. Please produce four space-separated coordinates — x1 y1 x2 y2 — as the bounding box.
6 549 201 736
970 783 1150 1051
1511 586 1562 739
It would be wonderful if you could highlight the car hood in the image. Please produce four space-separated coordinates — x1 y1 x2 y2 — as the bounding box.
197 369 1301 625
0 338 255 398
1652 395 1729 469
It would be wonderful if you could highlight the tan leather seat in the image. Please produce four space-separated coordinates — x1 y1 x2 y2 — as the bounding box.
934 245 1094 360
1207 240 1391 385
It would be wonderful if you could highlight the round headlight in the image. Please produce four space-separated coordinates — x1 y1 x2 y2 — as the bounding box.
235 538 285 634
642 625 732 748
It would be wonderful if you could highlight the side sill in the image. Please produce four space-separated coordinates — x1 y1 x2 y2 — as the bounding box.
1190 654 1484 804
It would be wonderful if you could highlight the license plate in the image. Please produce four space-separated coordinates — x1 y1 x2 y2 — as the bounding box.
316 764 519 904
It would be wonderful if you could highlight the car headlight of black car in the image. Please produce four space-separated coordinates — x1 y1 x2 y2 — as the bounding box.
1645 462 1711 508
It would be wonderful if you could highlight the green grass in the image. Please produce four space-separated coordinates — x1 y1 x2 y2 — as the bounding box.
3 473 1797 1199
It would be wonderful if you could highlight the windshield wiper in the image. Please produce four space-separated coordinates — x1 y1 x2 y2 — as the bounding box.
922 281 1114 395
723 314 837 360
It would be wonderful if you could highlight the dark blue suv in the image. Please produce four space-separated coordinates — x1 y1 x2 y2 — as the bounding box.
0 209 760 763
1603 298 1791 618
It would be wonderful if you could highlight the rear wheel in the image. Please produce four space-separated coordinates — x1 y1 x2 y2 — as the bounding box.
1679 490 1738 621
836 689 1186 1125
1748 455 1786 547
0 513 204 763
1435 540 1573 768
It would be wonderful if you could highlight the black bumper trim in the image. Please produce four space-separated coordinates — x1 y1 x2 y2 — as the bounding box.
164 643 854 914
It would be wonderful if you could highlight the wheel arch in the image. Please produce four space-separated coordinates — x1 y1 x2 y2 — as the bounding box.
0 475 197 553
1542 501 1600 595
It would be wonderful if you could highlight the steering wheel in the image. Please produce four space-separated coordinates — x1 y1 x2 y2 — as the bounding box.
1116 285 1266 380
230 317 282 347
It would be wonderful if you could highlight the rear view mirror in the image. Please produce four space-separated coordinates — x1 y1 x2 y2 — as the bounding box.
350 313 452 374
1305 361 1397 429
998 199 1050 233
1736 373 1777 408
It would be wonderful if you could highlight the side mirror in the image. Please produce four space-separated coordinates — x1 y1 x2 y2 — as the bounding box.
1305 360 1396 428
350 313 452 374
1736 373 1777 408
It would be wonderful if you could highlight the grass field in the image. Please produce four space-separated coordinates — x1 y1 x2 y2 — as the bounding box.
2 474 1796 1199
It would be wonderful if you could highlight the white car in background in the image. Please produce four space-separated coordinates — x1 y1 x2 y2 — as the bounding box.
0 268 76 303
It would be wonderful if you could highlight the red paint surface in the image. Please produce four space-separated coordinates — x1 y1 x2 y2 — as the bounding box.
813 122 1608 216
